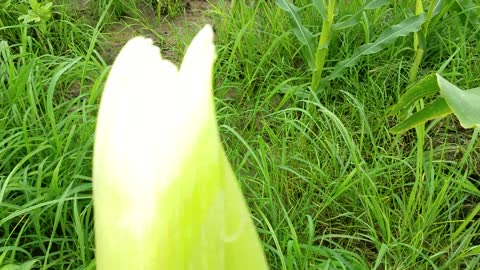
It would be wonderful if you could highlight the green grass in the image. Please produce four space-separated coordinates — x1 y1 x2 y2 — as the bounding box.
1 0 480 269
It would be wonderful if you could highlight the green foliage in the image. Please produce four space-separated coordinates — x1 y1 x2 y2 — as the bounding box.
388 74 439 116
390 97 451 134
276 0 479 94
274 0 315 69
275 0 430 93
453 0 479 27
328 13 426 80
0 0 11 10
390 74 480 134
0 0 53 34
154 0 185 17
333 0 390 30
17 0 52 33
437 75 480 128
0 0 99 55
0 259 37 270
311 0 326 20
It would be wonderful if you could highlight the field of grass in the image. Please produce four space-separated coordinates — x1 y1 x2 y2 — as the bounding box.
1 0 480 269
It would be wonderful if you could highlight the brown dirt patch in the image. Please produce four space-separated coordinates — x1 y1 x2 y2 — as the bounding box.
100 0 213 64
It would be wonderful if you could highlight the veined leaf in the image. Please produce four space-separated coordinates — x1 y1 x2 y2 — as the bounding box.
437 74 480 129
333 0 390 30
312 0 327 21
328 14 426 80
390 98 452 134
388 74 439 116
275 0 315 69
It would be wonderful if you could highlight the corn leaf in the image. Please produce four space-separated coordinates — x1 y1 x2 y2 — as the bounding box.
328 14 426 80
388 74 439 116
437 74 480 129
312 0 327 21
432 0 450 17
333 0 390 30
389 98 452 134
0 260 37 270
430 0 457 28
275 0 315 69
432 0 442 16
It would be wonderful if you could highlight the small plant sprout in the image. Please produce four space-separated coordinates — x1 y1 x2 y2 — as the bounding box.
93 25 268 269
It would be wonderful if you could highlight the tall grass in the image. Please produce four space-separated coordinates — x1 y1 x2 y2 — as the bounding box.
1 0 480 269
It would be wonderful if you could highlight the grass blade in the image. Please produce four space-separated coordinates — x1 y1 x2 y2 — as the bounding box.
454 0 479 26
333 0 390 30
275 0 315 69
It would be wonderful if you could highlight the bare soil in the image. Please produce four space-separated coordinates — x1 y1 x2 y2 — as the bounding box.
99 0 213 64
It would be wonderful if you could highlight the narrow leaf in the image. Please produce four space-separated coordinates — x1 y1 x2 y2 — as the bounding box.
437 74 480 128
275 0 315 69
390 98 452 134
388 74 439 116
430 0 457 28
333 0 390 30
312 0 327 20
328 14 426 80
433 0 446 17
331 15 359 31
364 0 391 9
454 0 479 26
0 0 11 10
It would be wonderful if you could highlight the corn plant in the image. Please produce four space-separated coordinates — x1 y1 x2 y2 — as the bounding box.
389 74 480 217
399 1 479 222
275 0 426 92
93 25 268 269
310 0 335 91
407 0 474 83
389 73 480 134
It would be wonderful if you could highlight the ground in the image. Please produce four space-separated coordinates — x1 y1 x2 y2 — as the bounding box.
94 0 213 64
